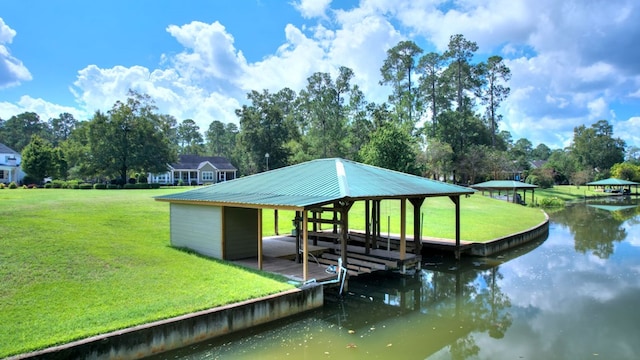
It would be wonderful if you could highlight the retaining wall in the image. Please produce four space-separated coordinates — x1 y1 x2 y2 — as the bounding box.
12 286 323 360
470 211 550 256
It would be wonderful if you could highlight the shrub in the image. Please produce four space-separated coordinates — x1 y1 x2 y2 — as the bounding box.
123 183 138 189
107 184 120 189
52 180 65 189
8 182 18 189
539 197 565 208
0 183 5 189
78 183 93 190
149 183 161 189
128 178 137 184
44 183 53 188
93 183 107 190
22 174 40 185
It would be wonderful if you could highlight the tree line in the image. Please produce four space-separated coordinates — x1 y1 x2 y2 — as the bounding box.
1 35 636 186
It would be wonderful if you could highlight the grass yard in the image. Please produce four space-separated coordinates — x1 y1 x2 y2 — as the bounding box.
535 184 613 203
0 187 545 357
0 188 294 358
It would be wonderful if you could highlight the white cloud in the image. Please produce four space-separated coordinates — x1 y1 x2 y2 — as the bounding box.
615 117 640 149
52 1 640 149
0 18 32 89
293 0 332 19
71 63 240 131
0 95 85 121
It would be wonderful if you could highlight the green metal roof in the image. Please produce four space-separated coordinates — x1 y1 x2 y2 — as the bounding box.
471 180 538 190
155 158 474 209
586 178 639 186
588 204 638 212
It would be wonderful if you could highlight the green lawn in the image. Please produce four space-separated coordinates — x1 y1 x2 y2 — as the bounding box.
0 187 545 357
535 184 612 202
0 188 294 358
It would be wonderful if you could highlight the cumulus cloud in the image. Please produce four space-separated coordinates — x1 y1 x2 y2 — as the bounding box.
72 63 240 129
293 0 332 19
62 0 640 148
0 95 85 121
0 18 31 89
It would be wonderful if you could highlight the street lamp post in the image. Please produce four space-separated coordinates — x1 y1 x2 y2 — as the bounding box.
265 152 270 171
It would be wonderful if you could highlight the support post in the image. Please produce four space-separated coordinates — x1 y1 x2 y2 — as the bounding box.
274 209 279 235
449 195 461 260
257 208 263 270
409 197 425 254
400 198 406 260
303 210 308 281
365 200 371 254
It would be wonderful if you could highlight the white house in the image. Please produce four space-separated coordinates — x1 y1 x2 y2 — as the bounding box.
0 143 25 184
148 155 237 185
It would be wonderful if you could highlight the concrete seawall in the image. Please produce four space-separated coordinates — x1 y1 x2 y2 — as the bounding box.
12 286 323 360
470 211 550 256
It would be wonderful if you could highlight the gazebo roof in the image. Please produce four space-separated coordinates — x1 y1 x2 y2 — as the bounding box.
470 180 538 191
155 158 474 210
586 178 639 186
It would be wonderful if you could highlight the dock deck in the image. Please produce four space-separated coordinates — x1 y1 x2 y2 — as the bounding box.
233 233 422 283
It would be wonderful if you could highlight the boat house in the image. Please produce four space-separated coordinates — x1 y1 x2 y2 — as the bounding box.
155 158 474 282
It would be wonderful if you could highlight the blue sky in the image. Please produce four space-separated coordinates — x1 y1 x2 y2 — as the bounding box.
1 0 639 150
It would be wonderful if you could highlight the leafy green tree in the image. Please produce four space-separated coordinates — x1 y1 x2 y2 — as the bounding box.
380 41 424 129
359 122 419 175
423 138 453 180
177 119 204 155
418 52 449 138
87 92 176 182
531 143 551 160
478 56 510 147
443 34 479 113
610 163 640 182
205 120 226 156
298 71 347 158
48 113 78 146
572 120 625 172
236 89 292 172
0 112 47 152
546 149 579 184
21 135 54 183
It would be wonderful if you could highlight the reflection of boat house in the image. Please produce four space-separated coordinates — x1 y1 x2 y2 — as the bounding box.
155 158 474 282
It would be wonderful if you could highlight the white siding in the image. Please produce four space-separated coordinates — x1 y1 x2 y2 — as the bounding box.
170 203 223 258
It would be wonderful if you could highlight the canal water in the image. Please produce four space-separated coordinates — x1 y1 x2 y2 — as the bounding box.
152 197 640 360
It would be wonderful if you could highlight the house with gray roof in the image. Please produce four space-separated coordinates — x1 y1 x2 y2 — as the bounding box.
148 154 237 186
0 143 25 184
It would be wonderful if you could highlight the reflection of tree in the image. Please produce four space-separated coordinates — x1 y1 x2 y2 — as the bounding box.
421 262 513 359
553 202 634 259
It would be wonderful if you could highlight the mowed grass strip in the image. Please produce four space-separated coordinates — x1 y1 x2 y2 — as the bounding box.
0 188 294 358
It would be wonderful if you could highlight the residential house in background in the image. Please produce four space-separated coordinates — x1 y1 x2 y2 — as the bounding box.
148 155 237 185
0 143 25 184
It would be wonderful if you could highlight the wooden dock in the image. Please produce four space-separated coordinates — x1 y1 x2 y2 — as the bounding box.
233 233 422 283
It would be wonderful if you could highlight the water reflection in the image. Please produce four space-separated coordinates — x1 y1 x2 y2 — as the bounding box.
151 199 640 360
553 197 639 258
